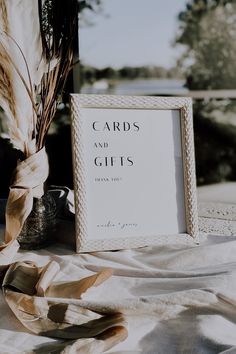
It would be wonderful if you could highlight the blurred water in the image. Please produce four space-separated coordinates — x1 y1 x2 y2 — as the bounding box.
81 78 188 96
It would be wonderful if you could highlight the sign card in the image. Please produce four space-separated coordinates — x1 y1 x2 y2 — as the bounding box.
71 95 199 252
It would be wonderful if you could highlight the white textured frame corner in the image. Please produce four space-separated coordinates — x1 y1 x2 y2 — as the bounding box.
70 94 199 253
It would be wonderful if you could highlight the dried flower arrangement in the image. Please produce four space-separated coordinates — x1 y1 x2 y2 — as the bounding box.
0 0 78 256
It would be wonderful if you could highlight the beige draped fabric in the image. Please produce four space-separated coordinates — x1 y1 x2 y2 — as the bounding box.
0 148 48 267
2 260 128 353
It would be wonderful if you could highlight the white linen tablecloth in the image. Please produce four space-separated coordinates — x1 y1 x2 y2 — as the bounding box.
1 226 236 353
1 184 236 354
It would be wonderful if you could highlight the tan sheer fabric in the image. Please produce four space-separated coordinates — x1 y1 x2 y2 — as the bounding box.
4 147 49 244
0 148 48 267
2 261 127 353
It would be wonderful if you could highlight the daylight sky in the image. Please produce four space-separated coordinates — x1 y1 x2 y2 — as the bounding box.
79 0 189 69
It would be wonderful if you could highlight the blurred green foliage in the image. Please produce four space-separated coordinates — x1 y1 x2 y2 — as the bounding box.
177 0 236 90
80 64 182 85
78 0 102 13
194 100 236 185
177 0 236 185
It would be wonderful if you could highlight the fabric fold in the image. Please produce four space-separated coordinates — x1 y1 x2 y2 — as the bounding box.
0 147 49 266
1 260 128 353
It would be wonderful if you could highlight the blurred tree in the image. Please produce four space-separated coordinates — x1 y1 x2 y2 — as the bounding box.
79 65 181 83
177 0 236 89
176 0 236 185
96 66 118 80
79 0 101 12
78 0 103 26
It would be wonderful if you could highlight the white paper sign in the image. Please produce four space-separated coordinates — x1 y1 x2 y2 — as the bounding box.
71 95 199 252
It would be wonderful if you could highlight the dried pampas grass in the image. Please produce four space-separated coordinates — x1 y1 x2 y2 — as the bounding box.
0 43 16 119
0 0 78 155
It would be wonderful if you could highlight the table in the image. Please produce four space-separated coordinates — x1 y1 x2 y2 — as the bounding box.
0 184 236 353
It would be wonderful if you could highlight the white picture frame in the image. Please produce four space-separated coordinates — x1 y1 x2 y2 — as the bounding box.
70 94 199 253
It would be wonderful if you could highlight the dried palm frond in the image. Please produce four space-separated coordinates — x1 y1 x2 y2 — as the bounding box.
0 0 8 32
0 43 16 119
0 0 16 131
0 0 49 156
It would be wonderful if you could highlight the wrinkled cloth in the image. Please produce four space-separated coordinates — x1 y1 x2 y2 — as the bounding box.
0 148 48 267
1 189 236 353
1 231 236 353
